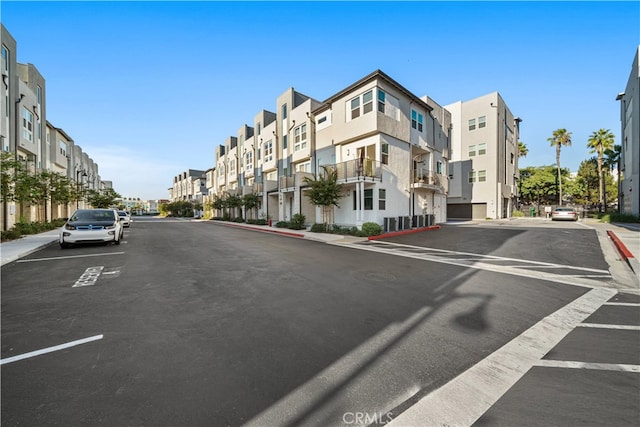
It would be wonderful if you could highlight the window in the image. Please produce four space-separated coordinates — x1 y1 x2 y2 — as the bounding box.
283 135 288 149
478 170 486 182
295 161 311 173
468 118 476 131
436 161 443 174
353 189 374 210
282 103 287 119
266 171 277 181
363 90 373 114
257 122 261 135
468 145 476 157
478 143 486 155
510 153 515 164
318 116 327 124
379 189 386 210
264 140 273 162
478 116 486 128
245 150 253 170
468 170 476 183
1 45 7 72
36 85 41 105
378 90 386 113
22 108 33 142
381 142 389 165
59 140 67 157
294 123 307 151
229 159 236 176
350 96 360 120
412 110 424 132
218 164 225 177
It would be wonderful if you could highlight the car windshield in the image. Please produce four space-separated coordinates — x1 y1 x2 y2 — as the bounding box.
118 211 127 216
555 208 574 212
70 210 115 221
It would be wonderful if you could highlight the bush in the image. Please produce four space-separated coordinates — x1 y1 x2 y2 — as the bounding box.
275 221 290 228
289 213 306 230
361 222 383 237
255 219 268 225
310 223 328 233
602 213 640 223
1 229 22 242
512 210 525 217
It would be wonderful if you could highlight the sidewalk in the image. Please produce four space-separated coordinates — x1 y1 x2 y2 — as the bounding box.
1 229 60 266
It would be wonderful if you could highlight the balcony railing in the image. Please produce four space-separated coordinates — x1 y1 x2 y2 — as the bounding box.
279 172 314 190
412 168 447 192
323 159 382 182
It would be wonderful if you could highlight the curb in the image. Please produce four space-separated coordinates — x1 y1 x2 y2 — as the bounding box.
368 225 441 241
213 222 305 238
0 237 58 266
607 230 639 274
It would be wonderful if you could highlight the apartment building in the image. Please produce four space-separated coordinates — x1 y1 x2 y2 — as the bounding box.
445 92 521 220
617 46 640 216
1 24 107 230
209 70 450 229
169 169 208 204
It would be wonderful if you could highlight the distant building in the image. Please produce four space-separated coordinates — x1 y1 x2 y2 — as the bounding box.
617 46 640 216
445 92 521 220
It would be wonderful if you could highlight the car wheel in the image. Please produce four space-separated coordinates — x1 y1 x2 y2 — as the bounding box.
60 241 70 249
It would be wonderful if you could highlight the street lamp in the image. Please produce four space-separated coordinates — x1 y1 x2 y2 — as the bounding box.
76 169 87 209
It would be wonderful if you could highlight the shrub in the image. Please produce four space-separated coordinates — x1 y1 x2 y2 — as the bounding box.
361 222 383 237
512 210 525 217
275 221 290 228
603 213 640 223
1 229 22 242
289 213 306 230
310 223 328 233
255 219 268 225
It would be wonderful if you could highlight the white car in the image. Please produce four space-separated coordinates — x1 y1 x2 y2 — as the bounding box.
117 210 132 227
59 209 124 248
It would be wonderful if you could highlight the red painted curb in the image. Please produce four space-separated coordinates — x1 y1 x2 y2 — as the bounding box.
607 230 634 260
368 225 441 240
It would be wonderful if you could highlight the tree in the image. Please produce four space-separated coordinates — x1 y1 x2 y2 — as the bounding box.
303 165 344 230
85 187 121 208
518 165 562 208
604 144 622 211
547 128 572 205
518 141 528 158
587 129 615 211
242 193 259 220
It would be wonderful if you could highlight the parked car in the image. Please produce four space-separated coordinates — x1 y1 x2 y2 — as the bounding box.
59 209 124 248
551 206 579 221
117 210 132 227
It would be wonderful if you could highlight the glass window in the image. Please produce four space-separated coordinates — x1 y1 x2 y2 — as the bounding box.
468 145 476 157
418 112 423 132
412 110 417 129
363 90 373 114
282 104 287 119
478 170 486 182
381 142 389 165
264 140 273 162
379 189 386 210
364 189 373 210
378 90 386 113
436 161 443 174
478 116 486 128
283 135 288 149
468 118 476 131
22 108 33 141
1 45 8 71
478 143 486 155
351 97 360 120
245 151 253 170
468 170 476 183
294 123 307 151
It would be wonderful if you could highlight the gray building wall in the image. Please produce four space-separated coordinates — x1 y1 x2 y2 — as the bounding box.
618 46 640 216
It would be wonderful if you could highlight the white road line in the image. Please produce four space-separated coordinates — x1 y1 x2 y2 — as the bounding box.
604 302 640 307
369 241 611 274
0 334 103 365
389 287 617 427
577 323 640 330
16 252 125 263
535 360 640 372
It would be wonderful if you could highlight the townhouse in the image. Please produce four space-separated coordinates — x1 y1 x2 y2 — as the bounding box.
445 92 521 220
208 70 451 229
1 24 108 231
169 169 208 204
617 46 640 217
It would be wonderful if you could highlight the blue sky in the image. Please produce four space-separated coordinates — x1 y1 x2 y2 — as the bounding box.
2 1 638 200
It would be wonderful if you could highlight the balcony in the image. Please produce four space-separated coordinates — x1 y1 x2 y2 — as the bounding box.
279 172 314 191
323 159 382 183
411 168 447 193
242 182 264 195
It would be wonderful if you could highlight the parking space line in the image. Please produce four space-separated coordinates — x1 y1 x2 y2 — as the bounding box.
535 360 640 372
16 252 125 263
577 323 640 330
604 302 640 307
0 334 103 365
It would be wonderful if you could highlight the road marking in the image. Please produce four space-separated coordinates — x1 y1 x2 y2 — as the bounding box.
535 360 640 372
73 266 104 287
16 252 125 263
338 241 611 288
577 323 640 330
604 302 640 307
0 334 103 365
389 287 617 426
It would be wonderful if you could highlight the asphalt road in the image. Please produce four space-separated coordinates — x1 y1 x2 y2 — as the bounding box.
1 218 638 426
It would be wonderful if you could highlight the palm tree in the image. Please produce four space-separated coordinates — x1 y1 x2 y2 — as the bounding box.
604 144 622 212
518 141 528 158
587 129 615 211
547 128 572 205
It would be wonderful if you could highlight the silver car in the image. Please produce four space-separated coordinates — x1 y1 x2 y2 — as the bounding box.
551 206 579 221
59 209 124 248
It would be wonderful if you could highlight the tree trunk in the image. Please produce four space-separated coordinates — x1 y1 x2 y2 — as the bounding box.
597 154 604 211
556 145 562 205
